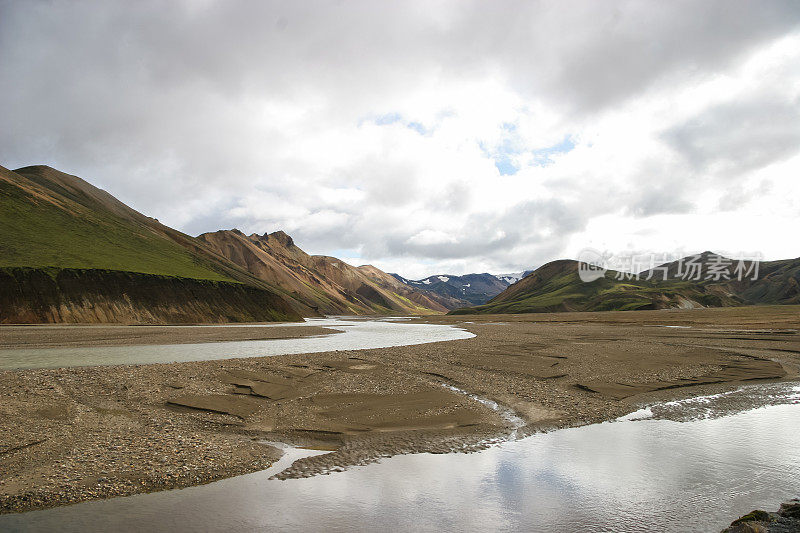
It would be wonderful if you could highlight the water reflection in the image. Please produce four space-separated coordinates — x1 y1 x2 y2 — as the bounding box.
0 318 474 369
3 402 798 532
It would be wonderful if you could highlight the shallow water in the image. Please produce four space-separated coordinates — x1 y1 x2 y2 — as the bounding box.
3 386 799 533
0 318 474 369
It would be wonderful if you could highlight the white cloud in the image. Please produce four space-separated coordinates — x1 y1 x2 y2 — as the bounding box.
1 1 799 277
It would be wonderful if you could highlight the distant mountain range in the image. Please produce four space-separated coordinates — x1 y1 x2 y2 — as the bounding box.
0 164 454 323
494 271 533 285
451 253 800 315
390 272 522 306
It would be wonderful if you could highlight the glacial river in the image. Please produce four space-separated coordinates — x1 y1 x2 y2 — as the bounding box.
1 320 798 531
0 317 474 369
2 385 799 532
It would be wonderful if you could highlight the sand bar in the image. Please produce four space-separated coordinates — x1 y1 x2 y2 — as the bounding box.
1 306 798 513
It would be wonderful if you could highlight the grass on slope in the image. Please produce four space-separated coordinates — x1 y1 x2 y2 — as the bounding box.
0 179 232 282
452 267 732 315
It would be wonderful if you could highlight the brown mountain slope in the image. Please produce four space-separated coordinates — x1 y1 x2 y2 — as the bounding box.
0 164 302 323
198 230 451 315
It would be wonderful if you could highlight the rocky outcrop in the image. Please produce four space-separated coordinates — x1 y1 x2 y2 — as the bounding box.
722 499 800 532
0 267 302 324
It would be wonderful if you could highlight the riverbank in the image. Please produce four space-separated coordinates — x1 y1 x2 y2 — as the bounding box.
1 306 798 513
0 323 337 350
722 499 800 532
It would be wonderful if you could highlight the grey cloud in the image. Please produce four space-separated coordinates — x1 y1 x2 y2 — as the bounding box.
664 97 800 176
717 180 774 212
379 198 588 260
431 183 471 213
4 1 797 159
627 186 695 218
1 1 798 275
443 0 800 112
335 157 421 208
620 159 697 218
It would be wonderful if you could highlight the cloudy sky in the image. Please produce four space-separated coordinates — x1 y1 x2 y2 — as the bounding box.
2 1 799 278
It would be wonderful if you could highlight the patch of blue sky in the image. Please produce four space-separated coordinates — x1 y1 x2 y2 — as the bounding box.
365 113 429 135
494 157 519 176
328 249 362 263
406 121 427 134
329 248 361 258
481 133 523 176
373 112 402 125
501 121 518 133
531 135 575 166
484 133 576 175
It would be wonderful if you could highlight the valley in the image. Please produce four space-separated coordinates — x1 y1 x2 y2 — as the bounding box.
2 163 799 528
1 306 797 513
0 165 456 323
5 4 800 531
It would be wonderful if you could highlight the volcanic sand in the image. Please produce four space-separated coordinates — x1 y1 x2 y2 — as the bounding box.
1 306 798 513
0 324 338 349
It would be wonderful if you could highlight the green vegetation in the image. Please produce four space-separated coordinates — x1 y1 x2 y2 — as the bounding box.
0 177 232 282
730 510 772 526
450 260 743 315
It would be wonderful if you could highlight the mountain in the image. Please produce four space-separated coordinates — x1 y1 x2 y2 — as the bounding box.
0 164 302 323
356 265 467 311
0 163 450 322
391 273 510 306
495 271 533 285
451 253 800 315
641 251 800 306
737 258 800 304
197 230 454 315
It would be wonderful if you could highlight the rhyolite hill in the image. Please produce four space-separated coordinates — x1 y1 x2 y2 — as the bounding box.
0 164 452 323
4 163 798 322
197 229 463 315
451 253 800 315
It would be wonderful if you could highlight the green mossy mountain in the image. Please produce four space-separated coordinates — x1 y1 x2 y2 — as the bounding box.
3 165 245 280
0 164 302 323
451 254 800 315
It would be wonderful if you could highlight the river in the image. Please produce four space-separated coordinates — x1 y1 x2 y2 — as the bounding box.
0 317 474 369
1 319 797 531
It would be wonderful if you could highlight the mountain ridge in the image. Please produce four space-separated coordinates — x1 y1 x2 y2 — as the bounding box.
5 163 797 321
390 272 511 306
0 164 301 322
1 163 453 321
197 229 457 315
451 253 800 315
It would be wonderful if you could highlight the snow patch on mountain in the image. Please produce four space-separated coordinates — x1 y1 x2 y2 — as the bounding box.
495 272 529 285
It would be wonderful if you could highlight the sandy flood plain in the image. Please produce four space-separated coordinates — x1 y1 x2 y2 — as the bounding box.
0 324 339 350
1 306 798 513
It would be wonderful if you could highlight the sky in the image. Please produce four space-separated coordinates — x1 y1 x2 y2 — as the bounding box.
2 1 799 278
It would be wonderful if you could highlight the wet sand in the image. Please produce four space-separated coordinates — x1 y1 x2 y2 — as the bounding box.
0 324 338 350
1 306 798 513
